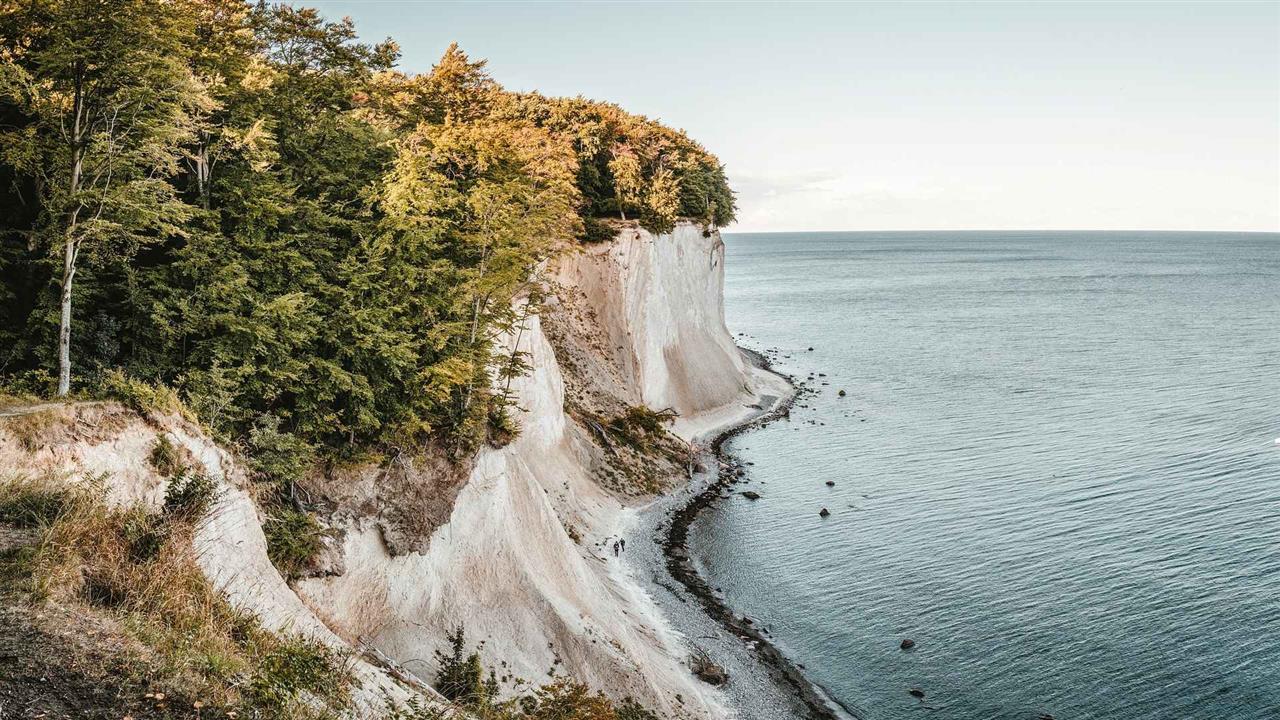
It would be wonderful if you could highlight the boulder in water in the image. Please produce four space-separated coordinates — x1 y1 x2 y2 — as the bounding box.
900 638 915 650
908 688 925 700
818 507 831 518
741 491 761 500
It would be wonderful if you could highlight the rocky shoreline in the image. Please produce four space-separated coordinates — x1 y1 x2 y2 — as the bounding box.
658 349 858 720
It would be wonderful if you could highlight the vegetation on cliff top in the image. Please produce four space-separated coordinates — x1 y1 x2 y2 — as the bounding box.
0 0 735 463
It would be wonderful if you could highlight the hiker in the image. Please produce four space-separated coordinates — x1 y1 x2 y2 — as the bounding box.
612 541 619 557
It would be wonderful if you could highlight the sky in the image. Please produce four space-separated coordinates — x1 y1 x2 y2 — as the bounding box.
310 1 1279 233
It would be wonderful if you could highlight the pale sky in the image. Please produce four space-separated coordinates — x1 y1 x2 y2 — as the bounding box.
312 1 1280 232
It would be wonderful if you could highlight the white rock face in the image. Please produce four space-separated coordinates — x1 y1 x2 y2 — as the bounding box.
295 223 769 716
555 223 747 426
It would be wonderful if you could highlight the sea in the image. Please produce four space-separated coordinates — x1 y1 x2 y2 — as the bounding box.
692 231 1280 719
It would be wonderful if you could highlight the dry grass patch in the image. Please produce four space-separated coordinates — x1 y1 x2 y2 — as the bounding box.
0 470 353 717
2 408 75 452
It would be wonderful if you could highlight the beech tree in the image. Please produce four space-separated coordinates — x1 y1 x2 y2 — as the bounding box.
1 0 206 394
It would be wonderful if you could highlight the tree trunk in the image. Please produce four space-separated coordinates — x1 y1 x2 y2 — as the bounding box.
195 134 211 210
58 63 85 397
57 239 75 396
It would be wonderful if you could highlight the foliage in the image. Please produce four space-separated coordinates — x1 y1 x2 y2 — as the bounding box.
0 0 734 561
263 506 327 581
434 625 500 706
96 369 185 417
607 406 678 450
162 469 217 520
148 434 182 476
428 626 666 719
247 634 351 712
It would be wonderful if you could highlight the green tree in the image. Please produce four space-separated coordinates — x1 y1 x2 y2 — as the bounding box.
0 0 208 395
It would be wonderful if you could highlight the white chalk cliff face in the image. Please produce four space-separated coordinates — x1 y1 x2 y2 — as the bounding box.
553 223 747 429
295 222 765 716
0 223 771 717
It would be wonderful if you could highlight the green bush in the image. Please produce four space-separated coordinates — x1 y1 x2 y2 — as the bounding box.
163 470 217 520
617 697 661 720
607 406 677 450
97 369 184 417
264 508 326 581
247 634 350 711
434 626 499 707
148 435 183 476
248 415 316 488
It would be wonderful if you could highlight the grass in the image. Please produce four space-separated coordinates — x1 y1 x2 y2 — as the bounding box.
0 469 353 716
2 409 73 452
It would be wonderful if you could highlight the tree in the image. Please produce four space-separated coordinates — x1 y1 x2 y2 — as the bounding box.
1 0 207 395
374 110 580 447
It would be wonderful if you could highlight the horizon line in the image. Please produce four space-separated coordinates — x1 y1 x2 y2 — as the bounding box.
722 227 1280 235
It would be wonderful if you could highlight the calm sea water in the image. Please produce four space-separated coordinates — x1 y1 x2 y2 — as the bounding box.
695 231 1280 719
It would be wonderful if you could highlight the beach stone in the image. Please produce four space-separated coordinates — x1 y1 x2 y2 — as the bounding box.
900 638 915 650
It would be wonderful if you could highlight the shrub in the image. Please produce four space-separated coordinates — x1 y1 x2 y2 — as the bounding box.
148 434 183 476
163 470 218 520
97 369 185 417
617 698 661 720
580 216 619 243
248 415 315 488
528 678 618 719
607 406 677 450
264 507 326 581
0 370 56 399
434 626 498 707
247 634 350 711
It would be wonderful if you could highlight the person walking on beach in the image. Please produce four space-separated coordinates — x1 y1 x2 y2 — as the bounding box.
619 538 626 552
612 541 619 557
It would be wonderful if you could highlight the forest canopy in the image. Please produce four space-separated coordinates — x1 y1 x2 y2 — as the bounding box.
0 0 735 460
